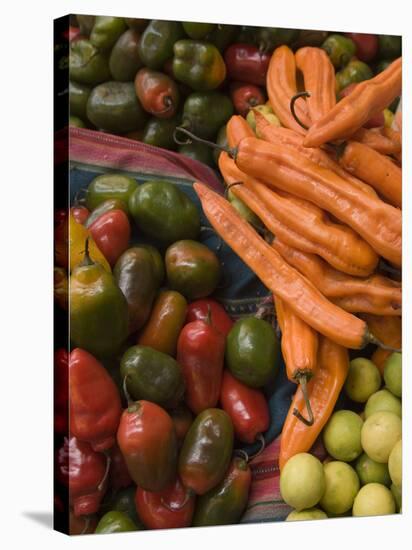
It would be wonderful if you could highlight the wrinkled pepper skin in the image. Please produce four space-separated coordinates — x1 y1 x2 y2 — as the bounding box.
86 174 138 213
69 250 128 357
129 181 200 245
181 91 234 138
226 317 279 388
224 44 270 86
165 240 221 300
117 400 178 491
192 456 251 526
90 16 127 51
135 477 195 529
120 345 185 406
138 20 184 70
54 349 68 435
57 436 108 517
89 209 131 267
108 443 133 491
142 115 180 150
182 22 216 39
173 40 226 91
114 247 159 334
95 511 137 534
87 82 148 134
138 290 187 356
85 198 128 229
109 29 143 82
220 370 270 443
69 39 111 85
186 299 233 337
177 317 225 414
322 33 356 69
179 408 234 495
69 348 122 452
135 68 180 118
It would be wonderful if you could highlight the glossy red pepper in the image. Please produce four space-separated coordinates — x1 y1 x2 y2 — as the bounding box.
224 44 270 86
135 477 195 529
117 400 178 492
69 348 122 452
230 82 266 117
220 370 270 444
344 33 378 62
339 83 385 128
71 205 90 225
88 209 131 267
108 443 133 491
54 348 69 435
135 68 180 119
56 436 108 517
177 316 225 414
185 299 234 337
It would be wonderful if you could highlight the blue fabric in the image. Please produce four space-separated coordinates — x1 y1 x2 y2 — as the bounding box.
70 162 296 450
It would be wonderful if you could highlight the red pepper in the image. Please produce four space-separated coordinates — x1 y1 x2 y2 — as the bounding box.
177 315 225 414
230 82 266 117
69 509 98 535
340 83 385 128
224 44 270 86
56 436 108 517
185 298 234 337
135 68 180 119
117 401 178 492
344 33 378 62
54 348 69 435
71 205 90 225
220 370 270 444
69 348 122 452
88 209 131 267
135 477 195 529
108 443 133 492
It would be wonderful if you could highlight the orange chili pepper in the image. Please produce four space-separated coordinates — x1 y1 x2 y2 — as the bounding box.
351 127 401 156
362 314 402 374
279 336 349 470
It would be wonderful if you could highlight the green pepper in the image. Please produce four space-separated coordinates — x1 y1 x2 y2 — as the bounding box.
69 80 92 121
95 511 137 534
204 24 239 52
70 245 129 358
86 174 138 212
179 408 234 495
85 198 128 228
213 124 228 165
100 486 142 526
182 22 216 39
109 29 143 81
114 247 159 333
124 18 149 32
69 39 111 85
336 59 373 94
255 27 300 52
87 82 148 134
378 35 401 60
173 40 226 91
178 142 215 167
292 30 329 49
165 240 221 300
181 91 234 139
128 180 200 245
226 317 280 388
90 16 127 51
142 115 180 150
193 456 252 526
69 115 86 128
120 345 185 407
134 244 165 286
322 33 356 69
138 20 184 70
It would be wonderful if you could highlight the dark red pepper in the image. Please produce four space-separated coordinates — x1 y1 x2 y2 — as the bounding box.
344 33 378 62
340 83 385 128
177 315 225 414
135 477 195 529
71 205 90 225
54 348 69 435
220 370 270 444
169 404 194 446
108 443 133 492
185 298 234 337
56 436 108 517
224 44 270 86
69 348 122 452
135 68 180 119
88 209 131 267
230 82 266 117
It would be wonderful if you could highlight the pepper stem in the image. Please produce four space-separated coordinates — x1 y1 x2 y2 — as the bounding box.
173 126 237 158
161 488 194 512
97 451 112 492
293 374 315 426
205 304 212 326
366 330 402 352
80 237 94 267
224 180 244 200
233 433 266 463
290 91 311 131
122 375 134 407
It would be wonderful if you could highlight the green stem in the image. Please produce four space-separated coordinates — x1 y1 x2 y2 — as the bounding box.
173 126 237 158
293 374 315 426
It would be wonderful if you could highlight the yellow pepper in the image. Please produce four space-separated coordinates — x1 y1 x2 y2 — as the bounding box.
69 213 111 272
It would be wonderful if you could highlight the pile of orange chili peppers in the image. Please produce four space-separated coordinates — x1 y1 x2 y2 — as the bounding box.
179 45 402 470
